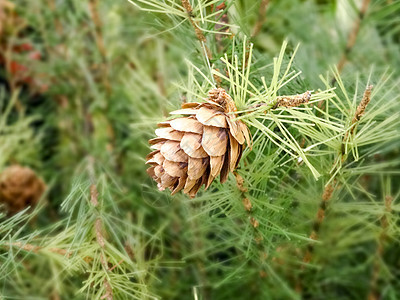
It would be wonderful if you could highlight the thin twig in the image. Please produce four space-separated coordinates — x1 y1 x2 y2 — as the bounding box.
301 183 334 265
4 242 71 257
88 157 113 300
234 172 253 213
252 0 269 38
181 0 212 60
88 0 111 94
181 0 223 87
250 91 312 111
234 172 274 280
331 0 371 85
297 85 373 292
214 2 230 52
367 195 392 300
89 0 106 59
47 0 63 35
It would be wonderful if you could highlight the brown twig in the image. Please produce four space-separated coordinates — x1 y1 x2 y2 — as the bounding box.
187 211 210 299
252 0 270 38
88 0 107 61
88 0 111 94
48 0 63 35
86 0 117 157
275 91 312 108
181 0 224 87
367 195 393 300
4 242 71 257
331 0 371 85
214 2 230 52
234 173 259 234
250 91 312 111
301 183 334 265
297 85 373 293
181 0 212 61
88 157 113 300
234 172 271 281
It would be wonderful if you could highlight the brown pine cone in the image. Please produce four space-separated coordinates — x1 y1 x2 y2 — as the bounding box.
146 88 251 198
0 165 46 214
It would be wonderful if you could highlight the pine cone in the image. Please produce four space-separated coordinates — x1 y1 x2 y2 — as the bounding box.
0 165 46 214
146 88 251 198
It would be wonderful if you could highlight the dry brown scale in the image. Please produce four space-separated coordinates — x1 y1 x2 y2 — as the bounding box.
146 88 251 198
0 165 46 214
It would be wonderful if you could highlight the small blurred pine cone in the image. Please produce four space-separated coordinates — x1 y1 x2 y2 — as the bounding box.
146 88 251 198
0 165 46 214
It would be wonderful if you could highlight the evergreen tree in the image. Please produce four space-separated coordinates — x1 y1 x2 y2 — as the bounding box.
1 0 399 299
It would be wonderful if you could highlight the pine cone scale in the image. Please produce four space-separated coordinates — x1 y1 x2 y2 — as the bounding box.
228 133 240 172
160 173 176 189
180 133 202 150
180 134 208 158
149 137 167 145
160 141 188 162
155 127 184 141
226 116 245 144
170 108 198 115
163 160 187 177
170 118 203 134
183 177 197 193
219 153 230 183
196 107 228 128
187 157 208 179
146 150 164 165
181 102 202 109
201 126 228 156
171 176 186 195
210 155 224 177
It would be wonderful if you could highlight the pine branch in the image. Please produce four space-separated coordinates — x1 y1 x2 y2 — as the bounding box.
214 2 229 52
252 0 270 38
234 172 253 214
297 84 374 292
234 172 266 274
368 195 393 300
88 157 113 300
88 0 111 94
180 0 223 87
331 0 371 85
181 0 212 61
4 242 71 257
47 0 63 35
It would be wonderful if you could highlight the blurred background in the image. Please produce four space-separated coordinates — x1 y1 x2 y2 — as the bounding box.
1 0 399 299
